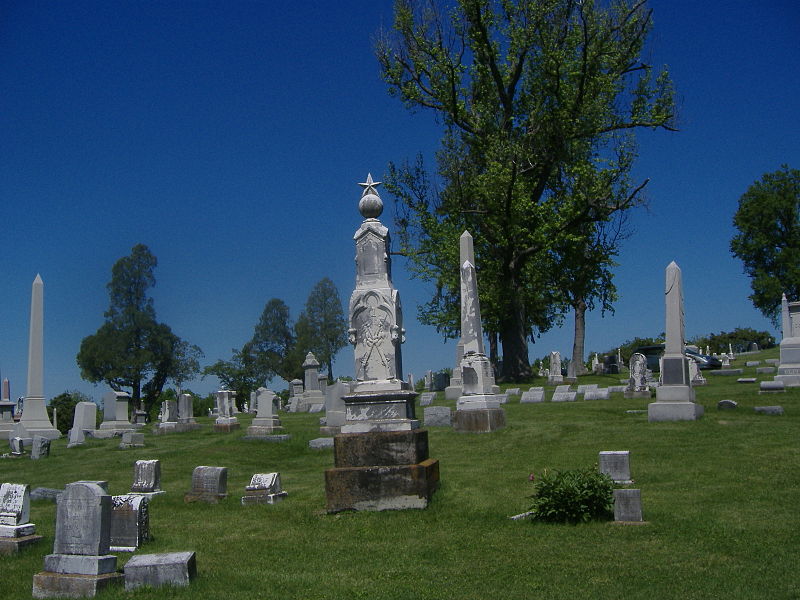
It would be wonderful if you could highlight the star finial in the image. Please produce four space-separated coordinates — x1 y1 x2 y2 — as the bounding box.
358 173 382 196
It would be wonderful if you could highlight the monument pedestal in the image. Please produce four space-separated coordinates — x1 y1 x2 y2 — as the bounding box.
774 336 800 386
325 429 439 513
245 416 283 438
648 355 702 421
0 533 43 555
213 417 240 433
19 397 61 440
33 554 123 598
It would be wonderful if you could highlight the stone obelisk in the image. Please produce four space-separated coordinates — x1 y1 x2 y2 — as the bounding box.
453 231 505 432
19 275 61 439
444 232 477 401
648 262 703 422
324 174 439 513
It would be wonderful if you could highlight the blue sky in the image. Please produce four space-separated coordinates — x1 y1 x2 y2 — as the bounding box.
1 1 798 403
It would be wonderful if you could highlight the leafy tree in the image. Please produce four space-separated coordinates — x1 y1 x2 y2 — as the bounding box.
377 0 676 380
77 244 202 412
202 343 263 410
249 298 302 383
47 390 93 433
730 165 800 325
297 278 348 380
690 328 776 354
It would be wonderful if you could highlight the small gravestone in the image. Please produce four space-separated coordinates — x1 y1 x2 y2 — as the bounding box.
756 367 776 374
308 437 334 450
607 385 627 394
553 385 571 394
710 369 743 376
520 389 545 403
0 483 42 555
241 473 288 505
737 378 757 383
30 436 51 459
130 460 164 497
32 481 123 598
585 388 610 400
745 361 761 367
10 437 25 456
419 393 435 406
124 551 196 591
759 380 785 393
10 421 33 447
717 399 737 410
625 353 651 398
109 495 150 552
495 393 509 404
613 488 644 522
764 358 779 365
551 391 577 402
119 431 145 449
67 426 86 448
72 401 97 434
754 406 784 415
184 466 227 503
423 406 452 427
598 451 633 484
505 388 521 397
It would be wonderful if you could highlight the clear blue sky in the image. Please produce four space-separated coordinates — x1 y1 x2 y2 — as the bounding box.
1 1 798 403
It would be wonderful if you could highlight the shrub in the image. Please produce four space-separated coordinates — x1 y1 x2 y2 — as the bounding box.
528 467 614 524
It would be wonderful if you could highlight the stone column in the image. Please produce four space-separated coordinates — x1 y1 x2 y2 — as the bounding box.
19 275 60 439
648 262 703 421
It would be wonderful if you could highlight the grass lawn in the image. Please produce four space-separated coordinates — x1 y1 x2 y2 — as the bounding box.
2 347 798 599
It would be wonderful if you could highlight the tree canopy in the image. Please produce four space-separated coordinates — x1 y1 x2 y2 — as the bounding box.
730 165 800 325
377 0 676 380
77 244 202 411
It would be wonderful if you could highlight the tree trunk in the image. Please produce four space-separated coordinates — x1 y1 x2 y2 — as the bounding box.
499 296 532 381
571 298 588 376
327 359 334 383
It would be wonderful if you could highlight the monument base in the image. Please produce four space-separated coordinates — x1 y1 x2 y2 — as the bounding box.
341 389 419 433
648 401 704 422
319 426 342 436
324 429 439 513
774 373 800 387
241 491 288 505
453 408 506 433
655 384 696 402
456 394 500 410
0 534 43 555
245 425 283 437
32 572 124 599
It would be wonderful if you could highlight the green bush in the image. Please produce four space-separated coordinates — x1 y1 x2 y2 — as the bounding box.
528 467 614 524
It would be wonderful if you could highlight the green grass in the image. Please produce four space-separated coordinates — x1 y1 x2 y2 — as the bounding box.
3 347 799 599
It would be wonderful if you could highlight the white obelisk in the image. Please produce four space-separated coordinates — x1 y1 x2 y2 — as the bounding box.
19 274 61 439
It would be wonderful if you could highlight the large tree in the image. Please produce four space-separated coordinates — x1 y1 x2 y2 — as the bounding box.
297 278 348 380
202 343 263 409
730 165 800 325
377 0 676 380
77 244 202 412
249 298 302 383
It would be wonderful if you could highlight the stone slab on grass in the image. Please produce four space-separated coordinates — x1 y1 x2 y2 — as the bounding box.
124 551 197 591
754 406 784 416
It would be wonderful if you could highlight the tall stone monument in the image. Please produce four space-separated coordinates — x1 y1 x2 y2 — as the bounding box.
453 231 505 433
213 390 239 432
775 292 800 386
297 352 325 411
246 388 283 437
648 262 703 421
548 351 563 384
19 275 60 440
325 174 439 512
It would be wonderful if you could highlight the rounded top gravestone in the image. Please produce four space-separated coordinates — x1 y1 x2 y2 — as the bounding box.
53 482 111 556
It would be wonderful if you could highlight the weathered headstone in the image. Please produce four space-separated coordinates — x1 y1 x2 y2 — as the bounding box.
241 473 288 505
130 460 164 497
296 352 325 412
124 552 196 591
717 399 737 410
33 481 123 597
97 389 135 435
184 466 227 503
765 358 779 365
625 353 651 398
67 426 86 448
737 377 757 383
320 380 348 435
754 405 784 415
10 436 25 455
246 388 284 438
648 262 703 421
551 390 577 402
688 359 706 386
423 406 452 427
759 380 785 393
213 390 240 432
548 351 563 384
309 437 335 449
584 387 610 400
72 401 97 435
419 392 435 406
599 451 633 484
119 431 145 449
756 366 776 374
109 495 149 552
520 388 545 403
613 488 644 522
0 483 42 554
30 435 51 459
745 360 761 367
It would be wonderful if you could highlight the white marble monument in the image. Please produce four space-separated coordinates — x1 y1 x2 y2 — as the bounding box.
648 262 703 421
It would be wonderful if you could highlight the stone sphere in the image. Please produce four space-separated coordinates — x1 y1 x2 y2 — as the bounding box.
359 193 383 218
